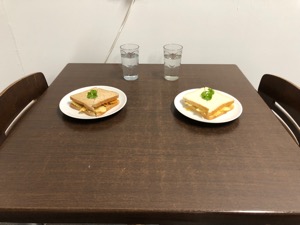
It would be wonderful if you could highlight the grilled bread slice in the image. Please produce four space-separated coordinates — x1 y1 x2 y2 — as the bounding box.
70 87 119 116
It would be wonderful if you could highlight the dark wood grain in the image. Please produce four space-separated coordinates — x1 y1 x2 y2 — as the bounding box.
0 64 299 225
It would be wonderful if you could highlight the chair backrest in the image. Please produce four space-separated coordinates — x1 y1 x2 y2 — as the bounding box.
0 72 48 145
258 74 300 146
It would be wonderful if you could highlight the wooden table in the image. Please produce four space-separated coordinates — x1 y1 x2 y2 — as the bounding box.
0 64 299 225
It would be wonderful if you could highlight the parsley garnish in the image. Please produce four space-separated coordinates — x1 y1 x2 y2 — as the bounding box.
201 87 215 101
87 89 98 99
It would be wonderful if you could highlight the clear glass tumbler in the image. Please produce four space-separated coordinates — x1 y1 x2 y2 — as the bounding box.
163 44 183 81
120 44 139 81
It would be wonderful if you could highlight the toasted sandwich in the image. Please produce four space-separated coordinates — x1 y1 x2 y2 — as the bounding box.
183 87 234 120
69 87 119 116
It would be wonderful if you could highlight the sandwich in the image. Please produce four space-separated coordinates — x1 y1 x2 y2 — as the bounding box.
182 87 234 120
69 87 119 116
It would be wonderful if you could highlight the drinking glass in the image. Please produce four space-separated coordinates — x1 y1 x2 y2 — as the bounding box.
163 44 183 81
120 44 139 81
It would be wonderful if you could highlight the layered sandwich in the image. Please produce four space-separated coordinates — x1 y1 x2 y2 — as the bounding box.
183 87 234 120
69 87 119 116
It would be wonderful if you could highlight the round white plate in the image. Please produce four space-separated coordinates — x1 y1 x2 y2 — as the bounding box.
174 89 243 123
59 86 127 119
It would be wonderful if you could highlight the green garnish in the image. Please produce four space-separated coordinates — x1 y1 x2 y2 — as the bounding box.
87 89 98 99
201 87 215 101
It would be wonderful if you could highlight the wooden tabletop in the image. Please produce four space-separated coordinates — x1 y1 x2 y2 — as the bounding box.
0 64 299 225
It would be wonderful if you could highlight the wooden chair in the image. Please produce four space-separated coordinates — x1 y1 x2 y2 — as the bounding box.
0 72 48 145
258 74 300 146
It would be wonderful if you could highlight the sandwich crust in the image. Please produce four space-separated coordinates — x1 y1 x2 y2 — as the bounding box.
183 88 234 120
70 99 119 116
69 87 119 116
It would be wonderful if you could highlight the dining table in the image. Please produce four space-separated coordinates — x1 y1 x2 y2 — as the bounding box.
0 63 299 225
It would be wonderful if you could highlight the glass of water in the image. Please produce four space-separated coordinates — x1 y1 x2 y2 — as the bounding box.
120 44 139 81
163 44 183 81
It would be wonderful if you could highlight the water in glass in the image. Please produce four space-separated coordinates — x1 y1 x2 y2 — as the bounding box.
121 52 139 81
164 53 181 81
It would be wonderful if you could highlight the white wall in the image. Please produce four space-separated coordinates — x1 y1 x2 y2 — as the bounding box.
1 0 300 92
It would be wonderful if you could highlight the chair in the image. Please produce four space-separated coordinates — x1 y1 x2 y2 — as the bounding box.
0 72 48 145
258 74 300 146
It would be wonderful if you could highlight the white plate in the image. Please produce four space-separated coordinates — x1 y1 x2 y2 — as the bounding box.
59 86 127 119
174 89 243 123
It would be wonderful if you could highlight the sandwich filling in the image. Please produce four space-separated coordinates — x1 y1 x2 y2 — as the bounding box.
183 87 234 120
69 87 119 116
